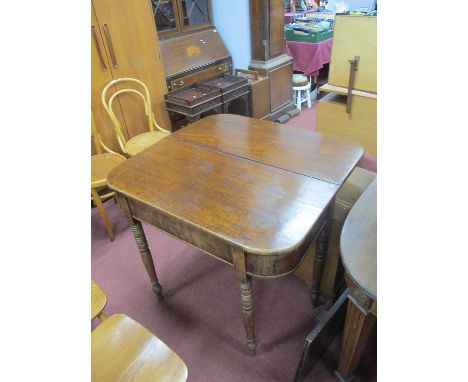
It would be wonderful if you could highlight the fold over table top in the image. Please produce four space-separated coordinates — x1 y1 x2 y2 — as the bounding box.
108 115 363 257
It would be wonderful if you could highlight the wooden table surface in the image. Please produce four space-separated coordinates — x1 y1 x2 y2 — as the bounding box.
174 114 362 185
340 178 377 300
107 114 364 355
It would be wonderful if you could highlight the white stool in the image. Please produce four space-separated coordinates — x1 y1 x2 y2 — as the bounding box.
292 74 312 111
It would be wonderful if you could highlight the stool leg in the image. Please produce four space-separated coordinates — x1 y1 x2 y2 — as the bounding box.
296 89 302 110
306 87 312 108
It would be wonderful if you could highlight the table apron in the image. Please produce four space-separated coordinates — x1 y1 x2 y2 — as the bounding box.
121 195 330 278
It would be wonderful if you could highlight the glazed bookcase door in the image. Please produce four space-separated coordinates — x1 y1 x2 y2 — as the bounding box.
151 0 181 36
177 0 211 32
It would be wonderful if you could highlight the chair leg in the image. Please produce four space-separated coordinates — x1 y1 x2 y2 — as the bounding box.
91 188 115 241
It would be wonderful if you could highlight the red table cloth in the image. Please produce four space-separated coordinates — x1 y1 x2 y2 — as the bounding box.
285 38 333 77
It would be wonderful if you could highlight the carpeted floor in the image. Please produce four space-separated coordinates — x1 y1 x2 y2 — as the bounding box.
91 106 377 381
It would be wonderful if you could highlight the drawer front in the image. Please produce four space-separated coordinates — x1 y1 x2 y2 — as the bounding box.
316 94 377 156
169 62 230 91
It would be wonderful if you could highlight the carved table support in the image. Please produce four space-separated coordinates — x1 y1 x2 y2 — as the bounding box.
310 202 334 306
335 283 376 382
117 196 163 301
131 221 164 301
232 247 256 356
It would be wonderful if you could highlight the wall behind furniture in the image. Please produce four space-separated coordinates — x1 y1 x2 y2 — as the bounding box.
326 0 376 12
211 0 251 69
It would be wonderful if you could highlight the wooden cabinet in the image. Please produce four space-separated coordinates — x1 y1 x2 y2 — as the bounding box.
151 0 212 38
317 16 377 157
160 28 231 91
317 89 377 156
249 0 294 121
91 0 170 153
328 15 377 93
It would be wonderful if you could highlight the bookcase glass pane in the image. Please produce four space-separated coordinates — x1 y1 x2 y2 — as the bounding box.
180 0 209 27
151 0 178 33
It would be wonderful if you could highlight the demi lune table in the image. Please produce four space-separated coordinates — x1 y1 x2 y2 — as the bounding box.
336 179 377 381
107 114 363 356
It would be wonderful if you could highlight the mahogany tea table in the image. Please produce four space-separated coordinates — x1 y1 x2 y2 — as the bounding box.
335 179 377 381
107 114 363 356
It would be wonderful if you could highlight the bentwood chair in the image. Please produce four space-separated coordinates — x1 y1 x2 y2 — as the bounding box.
91 280 188 382
101 77 170 157
91 113 126 241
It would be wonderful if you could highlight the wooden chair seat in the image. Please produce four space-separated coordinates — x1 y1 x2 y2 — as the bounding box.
91 280 107 321
125 130 170 157
92 314 188 382
91 153 127 188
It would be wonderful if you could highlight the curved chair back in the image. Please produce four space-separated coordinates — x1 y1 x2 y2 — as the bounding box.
101 77 167 154
92 111 119 155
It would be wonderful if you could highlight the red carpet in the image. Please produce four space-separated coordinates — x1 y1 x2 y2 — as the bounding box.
92 108 377 381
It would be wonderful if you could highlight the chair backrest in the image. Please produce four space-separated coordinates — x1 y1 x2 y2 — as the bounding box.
91 111 102 155
91 110 119 155
101 77 163 154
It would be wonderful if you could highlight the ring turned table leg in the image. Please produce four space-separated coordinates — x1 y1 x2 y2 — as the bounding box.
131 220 164 301
232 247 256 356
311 203 334 306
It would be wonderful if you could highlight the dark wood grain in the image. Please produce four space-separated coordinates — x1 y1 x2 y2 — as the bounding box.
160 28 230 79
335 297 376 382
107 115 364 355
269 62 293 112
249 0 295 119
108 136 339 258
174 114 364 185
268 0 285 57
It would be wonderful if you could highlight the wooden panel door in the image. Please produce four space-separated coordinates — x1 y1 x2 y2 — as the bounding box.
269 62 292 112
328 16 377 93
268 0 285 58
93 0 171 137
91 5 128 153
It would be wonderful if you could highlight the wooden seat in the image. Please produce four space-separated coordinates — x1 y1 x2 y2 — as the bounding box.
125 131 170 157
91 113 126 241
91 281 188 382
102 77 170 157
91 153 126 189
92 314 188 382
91 280 108 321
